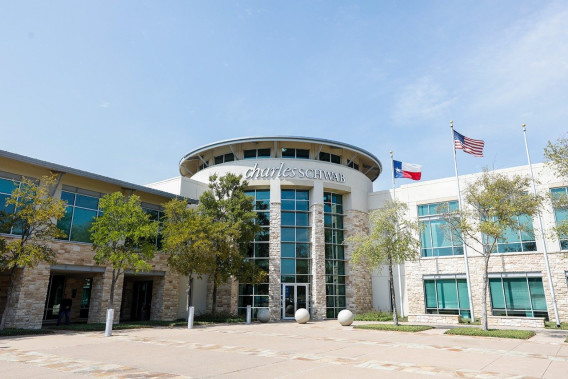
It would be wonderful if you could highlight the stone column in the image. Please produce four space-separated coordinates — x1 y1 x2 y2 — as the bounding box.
310 182 326 320
159 272 182 320
344 209 372 313
4 264 50 329
268 180 281 320
88 268 124 323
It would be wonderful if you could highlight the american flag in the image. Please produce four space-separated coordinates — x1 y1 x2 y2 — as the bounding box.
454 130 484 157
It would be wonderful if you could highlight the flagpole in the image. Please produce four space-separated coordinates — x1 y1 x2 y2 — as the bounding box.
522 124 560 327
391 151 404 317
450 121 476 321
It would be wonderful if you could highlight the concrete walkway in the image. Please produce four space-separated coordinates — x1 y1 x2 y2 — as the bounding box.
1 320 567 378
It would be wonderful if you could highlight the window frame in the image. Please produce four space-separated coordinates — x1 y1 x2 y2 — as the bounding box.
418 201 464 257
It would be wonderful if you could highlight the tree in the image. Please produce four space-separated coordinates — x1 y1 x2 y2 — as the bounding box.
545 136 568 178
90 192 159 334
346 200 421 326
197 173 261 314
162 198 216 318
0 175 66 329
443 170 542 331
544 136 568 240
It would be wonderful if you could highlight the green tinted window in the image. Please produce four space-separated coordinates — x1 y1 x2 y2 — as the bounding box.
490 275 548 318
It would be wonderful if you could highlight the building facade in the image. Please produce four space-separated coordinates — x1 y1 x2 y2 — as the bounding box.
1 136 567 328
0 150 189 329
369 164 568 326
148 137 381 320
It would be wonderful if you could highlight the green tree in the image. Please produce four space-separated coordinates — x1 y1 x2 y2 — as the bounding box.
162 198 216 318
90 192 159 333
198 173 261 314
346 200 421 326
544 136 568 240
545 136 568 178
0 175 66 329
444 170 542 331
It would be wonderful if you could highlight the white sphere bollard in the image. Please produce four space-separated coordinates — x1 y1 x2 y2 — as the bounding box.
337 309 354 326
295 308 310 324
257 308 270 323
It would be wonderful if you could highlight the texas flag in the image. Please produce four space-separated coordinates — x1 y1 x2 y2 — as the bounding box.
393 160 422 181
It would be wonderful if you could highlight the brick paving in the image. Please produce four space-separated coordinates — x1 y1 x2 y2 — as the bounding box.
1 320 567 378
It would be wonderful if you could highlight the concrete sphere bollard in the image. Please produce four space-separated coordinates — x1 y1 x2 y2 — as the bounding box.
295 308 310 324
257 308 270 323
337 309 354 326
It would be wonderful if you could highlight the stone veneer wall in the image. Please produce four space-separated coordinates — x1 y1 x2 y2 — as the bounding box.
206 278 238 315
487 316 545 328
406 251 568 324
344 209 373 314
268 202 282 321
310 203 326 320
408 314 460 324
0 236 179 329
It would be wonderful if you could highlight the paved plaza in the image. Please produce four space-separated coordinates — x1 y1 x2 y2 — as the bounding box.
1 321 568 378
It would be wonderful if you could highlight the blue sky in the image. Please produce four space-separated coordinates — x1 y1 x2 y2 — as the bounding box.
1 1 566 191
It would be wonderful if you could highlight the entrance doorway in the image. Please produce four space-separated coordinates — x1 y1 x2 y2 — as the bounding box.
282 284 308 319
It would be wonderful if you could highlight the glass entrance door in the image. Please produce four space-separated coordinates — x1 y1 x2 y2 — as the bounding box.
282 284 309 319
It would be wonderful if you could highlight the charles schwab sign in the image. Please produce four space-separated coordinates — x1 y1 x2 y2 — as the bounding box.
245 162 346 183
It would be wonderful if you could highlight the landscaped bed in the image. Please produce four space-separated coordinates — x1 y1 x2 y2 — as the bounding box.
354 324 432 332
445 328 535 339
545 322 568 330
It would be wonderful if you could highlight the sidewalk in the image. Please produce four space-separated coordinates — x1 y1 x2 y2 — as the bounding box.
0 320 567 378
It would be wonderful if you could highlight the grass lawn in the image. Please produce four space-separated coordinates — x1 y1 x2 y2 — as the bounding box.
0 328 55 337
445 328 535 339
354 324 432 332
354 311 408 323
545 322 568 330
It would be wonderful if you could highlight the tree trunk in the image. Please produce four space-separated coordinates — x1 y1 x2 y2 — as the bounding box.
108 269 118 310
389 255 399 326
481 254 490 331
0 267 17 330
212 282 218 316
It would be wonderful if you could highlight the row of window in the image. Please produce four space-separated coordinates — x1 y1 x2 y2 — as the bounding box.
205 148 358 171
418 193 568 257
281 189 311 285
239 189 271 317
424 273 549 319
0 177 163 244
324 192 346 319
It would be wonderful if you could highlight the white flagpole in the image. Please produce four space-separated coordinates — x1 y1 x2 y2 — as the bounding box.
522 124 560 327
391 151 405 318
450 121 476 321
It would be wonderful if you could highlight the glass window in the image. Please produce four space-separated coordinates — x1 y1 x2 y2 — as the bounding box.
424 278 470 318
324 191 346 318
419 201 463 257
489 274 548 318
280 189 311 286
258 148 270 158
282 148 309 159
347 161 359 170
244 150 257 159
0 176 21 235
239 188 270 318
57 190 103 243
296 149 309 159
319 152 341 164
488 214 536 253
